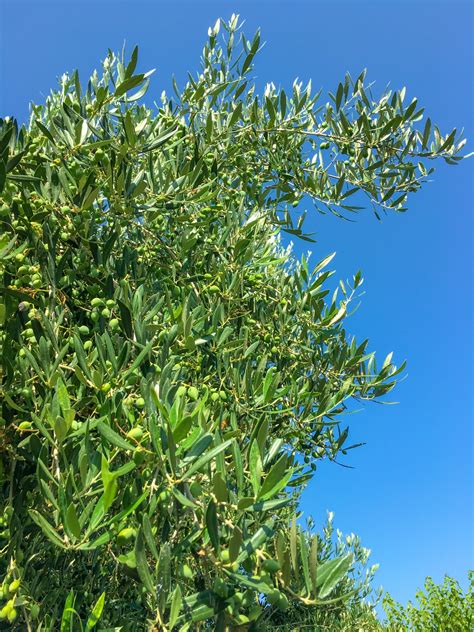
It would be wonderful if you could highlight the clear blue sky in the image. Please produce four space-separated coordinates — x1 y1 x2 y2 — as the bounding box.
1 0 472 607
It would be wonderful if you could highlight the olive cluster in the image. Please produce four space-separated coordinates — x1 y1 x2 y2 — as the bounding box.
13 260 42 290
0 506 12 541
0 575 20 624
89 297 120 330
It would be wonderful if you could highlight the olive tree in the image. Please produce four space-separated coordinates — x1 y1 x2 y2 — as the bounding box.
0 15 465 631
383 573 473 631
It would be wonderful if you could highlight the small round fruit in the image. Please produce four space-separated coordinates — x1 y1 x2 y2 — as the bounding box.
187 386 199 400
91 311 99 322
266 589 281 606
158 490 171 503
105 299 115 308
277 593 289 611
91 297 103 307
83 340 93 350
219 390 227 401
127 426 144 441
135 397 145 408
133 448 146 465
262 559 280 573
109 318 119 329
210 391 219 402
101 308 110 318
189 481 203 497
7 607 17 623
219 549 230 563
208 285 220 294
176 385 187 397
78 325 89 336
117 527 136 546
8 580 20 593
213 577 228 598
18 421 33 431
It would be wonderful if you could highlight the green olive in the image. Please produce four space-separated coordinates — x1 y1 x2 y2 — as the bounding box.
187 386 199 400
117 527 136 546
8 580 20 593
127 426 144 441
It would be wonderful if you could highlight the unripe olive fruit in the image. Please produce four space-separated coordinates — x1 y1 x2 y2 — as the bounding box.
117 527 136 546
135 397 145 408
133 448 146 465
101 308 111 318
91 297 103 307
158 490 171 503
8 580 20 593
83 340 93 350
105 299 115 308
219 549 230 563
187 386 199 400
109 318 119 329
189 481 203 497
127 426 144 442
78 325 89 335
208 285 220 294
262 559 280 573
213 577 228 598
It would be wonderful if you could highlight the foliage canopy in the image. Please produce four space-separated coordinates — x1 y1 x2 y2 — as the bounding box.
0 15 465 631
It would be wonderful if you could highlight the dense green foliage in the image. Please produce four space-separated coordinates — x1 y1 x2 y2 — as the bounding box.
0 15 465 631
383 572 474 632
262 572 474 631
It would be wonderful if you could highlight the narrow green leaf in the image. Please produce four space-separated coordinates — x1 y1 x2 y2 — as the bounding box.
317 554 352 599
205 500 219 552
85 592 106 630
182 439 232 481
135 528 155 594
96 420 135 451
65 503 81 540
169 585 182 629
